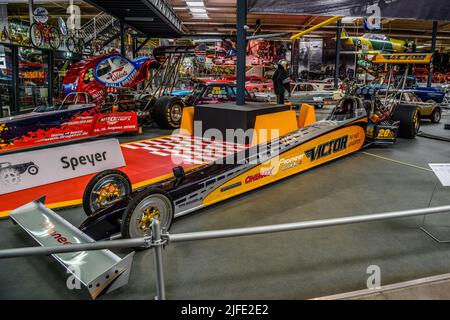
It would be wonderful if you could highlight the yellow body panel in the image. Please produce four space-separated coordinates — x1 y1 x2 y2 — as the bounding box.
251 110 298 146
298 104 317 128
203 124 366 207
179 106 195 135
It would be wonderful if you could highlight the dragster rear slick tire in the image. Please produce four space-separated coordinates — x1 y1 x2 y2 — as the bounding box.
390 104 420 139
152 96 184 129
83 170 132 217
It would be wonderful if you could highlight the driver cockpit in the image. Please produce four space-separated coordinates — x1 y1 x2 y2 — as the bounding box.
328 97 367 121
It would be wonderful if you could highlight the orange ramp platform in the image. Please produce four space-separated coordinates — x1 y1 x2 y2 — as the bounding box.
0 134 245 217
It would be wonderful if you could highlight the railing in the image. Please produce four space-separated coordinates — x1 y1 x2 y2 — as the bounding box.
79 12 117 44
1 205 450 300
144 0 184 34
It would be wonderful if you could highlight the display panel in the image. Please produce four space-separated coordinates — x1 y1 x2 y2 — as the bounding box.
0 44 13 117
17 47 49 111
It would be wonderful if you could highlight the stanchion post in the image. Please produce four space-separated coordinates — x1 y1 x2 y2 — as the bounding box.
334 19 342 89
236 0 247 105
152 219 166 300
427 21 438 88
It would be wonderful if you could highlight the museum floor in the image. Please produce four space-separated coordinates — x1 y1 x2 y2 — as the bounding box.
1 110 450 300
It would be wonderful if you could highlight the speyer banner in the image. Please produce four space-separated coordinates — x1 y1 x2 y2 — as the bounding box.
0 139 125 195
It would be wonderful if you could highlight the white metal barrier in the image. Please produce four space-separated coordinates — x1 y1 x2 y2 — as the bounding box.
1 205 450 300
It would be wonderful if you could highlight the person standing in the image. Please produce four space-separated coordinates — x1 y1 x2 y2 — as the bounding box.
273 60 290 104
272 63 280 100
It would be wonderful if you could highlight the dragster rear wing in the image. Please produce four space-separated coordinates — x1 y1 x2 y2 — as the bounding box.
372 53 433 64
9 198 134 299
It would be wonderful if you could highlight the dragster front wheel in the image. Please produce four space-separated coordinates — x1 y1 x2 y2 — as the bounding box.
121 189 174 239
83 170 132 216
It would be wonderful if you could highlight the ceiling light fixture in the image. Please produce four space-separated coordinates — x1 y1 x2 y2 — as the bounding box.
186 1 205 7
341 17 359 24
186 0 209 19
190 8 207 13
192 13 209 19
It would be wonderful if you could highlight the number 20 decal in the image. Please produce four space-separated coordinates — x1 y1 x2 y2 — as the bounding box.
377 129 394 139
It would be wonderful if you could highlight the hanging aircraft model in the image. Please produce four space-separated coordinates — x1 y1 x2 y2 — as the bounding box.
340 30 413 53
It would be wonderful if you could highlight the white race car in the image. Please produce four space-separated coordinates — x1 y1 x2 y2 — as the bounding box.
255 82 343 108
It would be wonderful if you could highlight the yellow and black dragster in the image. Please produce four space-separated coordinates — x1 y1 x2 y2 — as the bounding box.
7 53 426 241
77 91 420 241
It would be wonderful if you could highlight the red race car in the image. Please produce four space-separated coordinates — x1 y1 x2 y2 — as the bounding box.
245 78 274 93
63 53 159 103
0 92 139 154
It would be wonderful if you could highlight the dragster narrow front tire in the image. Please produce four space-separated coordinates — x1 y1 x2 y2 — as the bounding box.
390 104 420 139
83 170 132 216
152 96 184 129
121 189 174 240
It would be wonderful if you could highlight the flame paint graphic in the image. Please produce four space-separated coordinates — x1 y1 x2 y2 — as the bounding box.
0 123 12 149
0 108 99 151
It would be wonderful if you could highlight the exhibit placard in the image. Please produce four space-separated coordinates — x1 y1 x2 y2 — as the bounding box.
429 164 450 187
0 139 125 195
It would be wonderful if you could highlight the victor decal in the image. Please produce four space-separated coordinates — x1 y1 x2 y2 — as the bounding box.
305 135 349 162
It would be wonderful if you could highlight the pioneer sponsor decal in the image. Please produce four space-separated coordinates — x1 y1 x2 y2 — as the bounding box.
305 135 349 162
245 168 274 184
279 154 304 171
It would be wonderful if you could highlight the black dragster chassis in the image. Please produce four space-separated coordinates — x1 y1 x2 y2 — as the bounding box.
80 103 376 241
